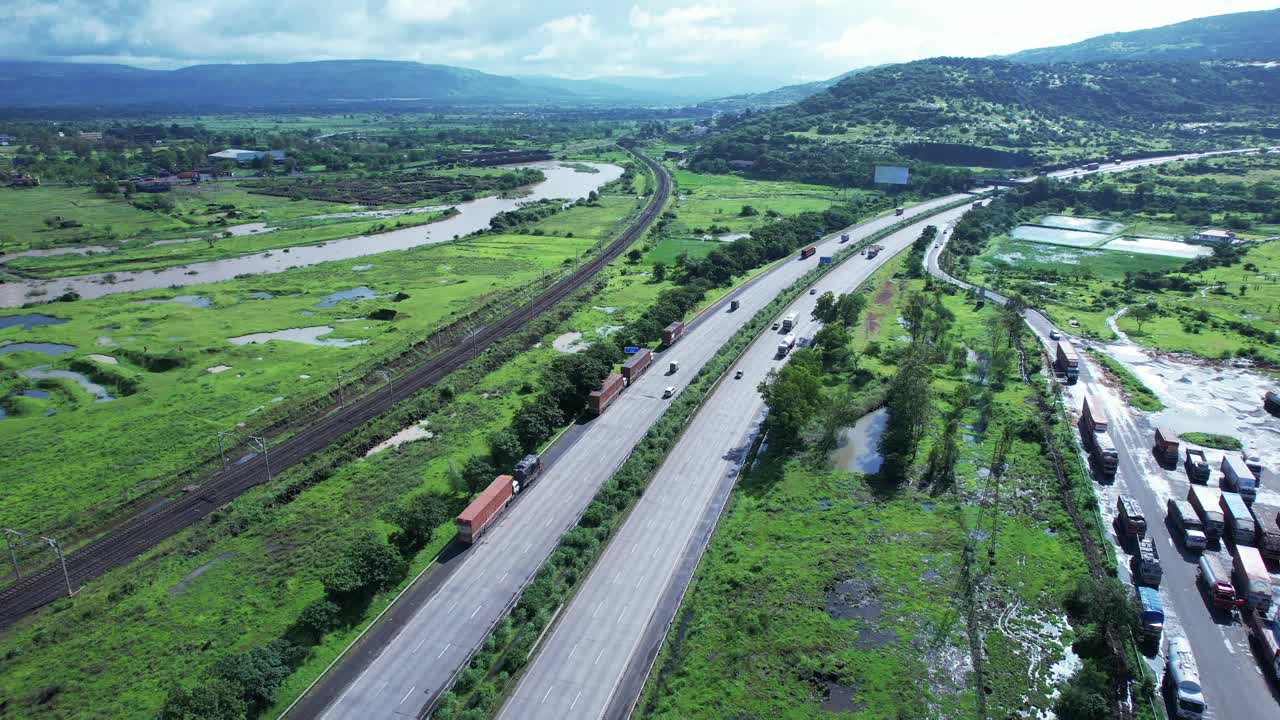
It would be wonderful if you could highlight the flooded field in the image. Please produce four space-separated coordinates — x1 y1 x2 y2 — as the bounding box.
1037 215 1125 235
1101 237 1211 259
0 341 77 356
0 313 68 330
20 365 113 401
1009 225 1110 248
227 326 368 348
0 161 622 307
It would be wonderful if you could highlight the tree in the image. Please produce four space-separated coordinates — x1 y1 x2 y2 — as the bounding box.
386 492 451 555
511 400 565 452
462 456 496 494
157 679 247 720
626 248 643 264
1128 304 1155 332
758 349 824 448
833 292 867 327
878 348 932 482
651 262 667 282
212 640 304 715
322 531 406 607
488 428 523 469
812 291 837 323
739 204 759 216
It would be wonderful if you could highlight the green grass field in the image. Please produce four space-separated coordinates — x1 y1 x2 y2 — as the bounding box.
665 168 854 239
640 256 1090 720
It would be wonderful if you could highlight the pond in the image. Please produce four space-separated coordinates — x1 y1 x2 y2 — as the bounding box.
0 342 77 356
1101 237 1211 259
1009 225 1109 248
830 407 888 473
1037 215 1125 235
315 286 385 308
133 295 212 308
0 313 68 330
20 366 113 401
227 326 367 348
1 161 623 308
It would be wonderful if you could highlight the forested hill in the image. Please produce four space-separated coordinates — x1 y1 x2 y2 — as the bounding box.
689 57 1280 186
1005 8 1280 63
0 60 625 109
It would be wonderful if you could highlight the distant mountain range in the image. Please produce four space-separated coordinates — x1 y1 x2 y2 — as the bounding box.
1005 8 1280 63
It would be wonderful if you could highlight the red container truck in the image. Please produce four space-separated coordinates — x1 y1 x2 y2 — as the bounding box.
661 321 685 347
1234 544 1273 611
800 246 816 260
589 373 626 415
621 348 653 383
456 475 515 544
1251 503 1280 560
1153 427 1180 464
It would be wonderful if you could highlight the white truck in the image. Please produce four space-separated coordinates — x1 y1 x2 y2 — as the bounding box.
781 313 797 332
1221 454 1258 503
776 334 797 359
1164 636 1206 719
1166 499 1207 552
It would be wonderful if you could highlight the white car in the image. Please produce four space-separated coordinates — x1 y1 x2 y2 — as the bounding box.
1049 330 1061 341
663 387 675 399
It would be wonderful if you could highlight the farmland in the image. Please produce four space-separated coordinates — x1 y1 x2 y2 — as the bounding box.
639 254 1098 720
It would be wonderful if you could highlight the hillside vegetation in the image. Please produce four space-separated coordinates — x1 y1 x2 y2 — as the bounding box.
1006 8 1280 63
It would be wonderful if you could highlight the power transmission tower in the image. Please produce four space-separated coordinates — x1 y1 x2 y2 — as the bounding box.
41 536 75 597
3 528 24 582
248 436 271 483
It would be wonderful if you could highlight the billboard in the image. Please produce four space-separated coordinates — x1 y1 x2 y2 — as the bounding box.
874 165 909 185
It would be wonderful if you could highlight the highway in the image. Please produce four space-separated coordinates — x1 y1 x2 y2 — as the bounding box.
496 203 980 720
301 193 974 719
922 182 1280 718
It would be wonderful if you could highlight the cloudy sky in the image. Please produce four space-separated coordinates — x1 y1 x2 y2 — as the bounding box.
3 0 1277 90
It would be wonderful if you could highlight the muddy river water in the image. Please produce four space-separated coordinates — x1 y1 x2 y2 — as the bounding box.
0 161 622 308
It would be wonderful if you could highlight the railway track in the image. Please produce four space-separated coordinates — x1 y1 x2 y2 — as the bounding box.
0 147 670 626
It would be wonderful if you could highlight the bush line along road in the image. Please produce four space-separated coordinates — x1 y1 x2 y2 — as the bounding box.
295 192 974 720
0 146 668 627
924 156 1278 719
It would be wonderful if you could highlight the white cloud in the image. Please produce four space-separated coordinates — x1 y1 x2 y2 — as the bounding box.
385 0 465 23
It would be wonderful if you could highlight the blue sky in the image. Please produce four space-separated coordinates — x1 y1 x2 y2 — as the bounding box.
2 0 1276 89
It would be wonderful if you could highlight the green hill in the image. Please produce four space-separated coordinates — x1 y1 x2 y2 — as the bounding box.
1006 8 1280 63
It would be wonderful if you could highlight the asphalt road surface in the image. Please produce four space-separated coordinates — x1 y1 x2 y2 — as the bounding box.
923 177 1280 718
304 193 972 720
495 203 978 720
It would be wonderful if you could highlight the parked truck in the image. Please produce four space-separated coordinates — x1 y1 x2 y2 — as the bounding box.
621 348 653 384
1184 448 1210 483
1233 544 1274 611
1138 585 1165 640
781 313 797 332
1198 552 1239 609
1247 606 1280 681
1117 495 1147 536
1167 499 1208 552
512 454 543 492
1265 389 1280 415
1240 453 1263 480
456 475 516 544
1164 636 1206 719
1187 486 1225 540
800 246 817 260
1056 341 1080 383
588 373 626 415
1091 430 1119 477
661 321 685 347
1134 536 1162 587
1220 491 1257 545
1250 503 1280 560
1221 454 1258 504
776 334 797 359
1080 394 1107 434
1153 427 1180 464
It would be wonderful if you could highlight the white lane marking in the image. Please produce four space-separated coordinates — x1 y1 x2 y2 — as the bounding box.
1224 636 1235 655
570 691 582 711
438 642 451 658
542 686 554 704
595 647 606 665
646 517 654 528
524 542 532 554
448 600 458 614
632 542 639 554
593 602 602 618
618 605 627 625
322 685 355 720
412 635 428 653
500 571 509 583
636 575 645 588
471 603 483 619
569 642 578 660
613 571 621 585
544 517 553 528
477 569 487 582
399 686 416 705
377 680 389 695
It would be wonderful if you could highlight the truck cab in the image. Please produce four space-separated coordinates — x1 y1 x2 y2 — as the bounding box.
1184 448 1210 483
1134 536 1162 587
1167 499 1207 552
1164 637 1206 719
1197 553 1239 609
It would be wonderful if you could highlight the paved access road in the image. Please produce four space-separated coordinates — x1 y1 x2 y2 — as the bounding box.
496 202 979 720
307 193 973 720
923 173 1280 718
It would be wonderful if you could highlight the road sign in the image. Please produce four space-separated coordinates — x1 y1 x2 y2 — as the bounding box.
819 256 833 265
624 346 640 354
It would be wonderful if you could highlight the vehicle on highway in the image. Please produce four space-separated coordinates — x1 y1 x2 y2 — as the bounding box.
1153 427 1181 465
1164 636 1206 719
781 313 797 332
1056 341 1080 383
1049 329 1061 341
1247 606 1280 681
772 321 780 330
1134 536 1162 587
1233 544 1273 611
776 334 797 359
1221 454 1258 503
1185 448 1211 483
512 454 543 490
589 373 626 416
661 321 686 347
1250 504 1280 560
1117 495 1147 536
622 348 654 384
1167 499 1207 552
1220 491 1256 545
800 246 816 260
894 207 904 216
839 233 850 243
734 369 744 380
456 475 516 545
1198 552 1239 609
729 299 740 312
662 387 675 399
1138 585 1164 640
667 360 679 374
1187 485 1225 540
809 288 816 295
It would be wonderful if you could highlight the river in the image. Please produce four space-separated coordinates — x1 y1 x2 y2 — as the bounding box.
0 161 622 307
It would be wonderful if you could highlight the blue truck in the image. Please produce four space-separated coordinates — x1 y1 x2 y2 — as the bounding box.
1138 586 1165 640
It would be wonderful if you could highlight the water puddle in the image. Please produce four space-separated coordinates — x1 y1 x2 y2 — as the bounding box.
20 365 112 401
247 291 274 300
0 245 112 262
825 576 881 622
206 365 232 374
0 313 68 330
85 353 118 365
134 295 212 308
227 326 367 348
315 286 385 308
1 162 621 307
830 408 888 473
21 389 50 399
0 342 77 356
169 552 235 594
820 681 862 713
352 264 373 271
553 331 588 353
